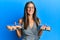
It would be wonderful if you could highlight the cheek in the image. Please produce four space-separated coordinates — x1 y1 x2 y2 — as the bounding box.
27 9 30 12
31 8 34 12
31 9 34 14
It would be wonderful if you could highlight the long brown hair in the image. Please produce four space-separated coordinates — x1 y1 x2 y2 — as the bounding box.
22 1 40 29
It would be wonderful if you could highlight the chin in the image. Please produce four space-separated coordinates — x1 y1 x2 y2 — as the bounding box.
29 13 34 15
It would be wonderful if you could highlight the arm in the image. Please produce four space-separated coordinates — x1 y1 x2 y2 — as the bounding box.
7 19 23 38
38 25 46 36
16 29 22 38
16 19 23 38
38 19 43 36
38 29 43 36
38 19 46 36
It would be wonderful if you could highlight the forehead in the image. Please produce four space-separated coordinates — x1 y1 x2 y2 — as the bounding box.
27 3 34 7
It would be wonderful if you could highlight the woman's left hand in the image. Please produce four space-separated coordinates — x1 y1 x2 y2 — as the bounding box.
40 25 46 30
46 26 50 31
40 25 50 31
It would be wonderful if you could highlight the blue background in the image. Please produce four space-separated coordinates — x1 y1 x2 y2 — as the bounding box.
0 0 60 40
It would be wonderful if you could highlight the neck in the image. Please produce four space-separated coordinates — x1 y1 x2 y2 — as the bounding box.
28 15 33 20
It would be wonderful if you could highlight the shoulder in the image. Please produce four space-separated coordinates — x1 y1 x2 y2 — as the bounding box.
36 17 41 25
37 17 41 23
39 19 41 23
18 18 23 24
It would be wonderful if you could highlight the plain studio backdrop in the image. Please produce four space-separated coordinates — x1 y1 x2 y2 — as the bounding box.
0 0 60 40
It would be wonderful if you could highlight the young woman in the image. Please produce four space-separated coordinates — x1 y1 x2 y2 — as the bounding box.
7 1 50 40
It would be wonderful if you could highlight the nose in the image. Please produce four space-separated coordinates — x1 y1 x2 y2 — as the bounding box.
29 7 32 11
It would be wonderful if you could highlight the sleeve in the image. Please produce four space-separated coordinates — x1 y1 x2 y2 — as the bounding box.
21 23 24 30
15 22 24 30
37 19 42 31
37 24 42 31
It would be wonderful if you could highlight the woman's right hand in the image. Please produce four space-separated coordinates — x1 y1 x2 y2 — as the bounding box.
7 25 22 31
15 25 22 30
7 26 14 31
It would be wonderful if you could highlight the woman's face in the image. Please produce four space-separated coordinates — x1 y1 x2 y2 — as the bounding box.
27 3 34 15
